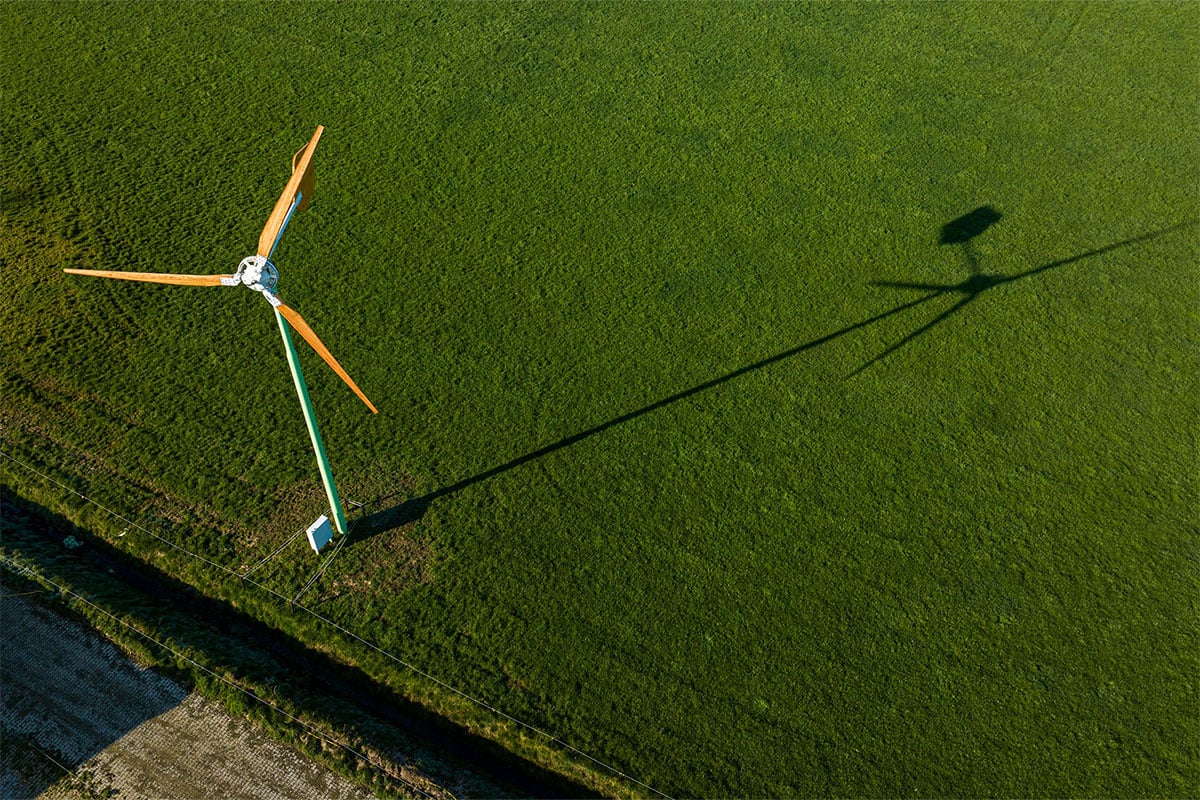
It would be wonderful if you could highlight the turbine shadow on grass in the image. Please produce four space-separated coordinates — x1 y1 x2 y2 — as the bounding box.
356 215 1195 540
853 215 1194 376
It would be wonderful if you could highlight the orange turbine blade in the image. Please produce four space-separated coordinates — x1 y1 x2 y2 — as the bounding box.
63 268 232 286
275 300 378 414
257 125 324 259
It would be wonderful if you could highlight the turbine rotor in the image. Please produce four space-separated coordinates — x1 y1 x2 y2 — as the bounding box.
224 255 279 293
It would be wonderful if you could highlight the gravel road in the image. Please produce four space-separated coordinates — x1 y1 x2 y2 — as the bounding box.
0 592 377 800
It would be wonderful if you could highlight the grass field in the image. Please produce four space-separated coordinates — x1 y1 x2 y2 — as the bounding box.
2 2 1198 796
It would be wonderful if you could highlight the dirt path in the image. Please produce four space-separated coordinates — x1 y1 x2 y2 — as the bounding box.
0 592 377 800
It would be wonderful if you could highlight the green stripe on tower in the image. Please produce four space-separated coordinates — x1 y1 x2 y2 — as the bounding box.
274 307 348 536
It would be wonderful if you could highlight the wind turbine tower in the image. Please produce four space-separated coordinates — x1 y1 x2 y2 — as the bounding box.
65 126 374 552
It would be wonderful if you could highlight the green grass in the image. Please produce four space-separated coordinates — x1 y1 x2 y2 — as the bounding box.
2 1 1198 795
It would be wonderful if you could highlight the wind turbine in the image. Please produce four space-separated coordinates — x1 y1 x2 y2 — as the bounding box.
64 126 374 551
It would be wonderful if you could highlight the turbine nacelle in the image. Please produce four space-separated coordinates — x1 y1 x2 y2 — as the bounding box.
223 255 279 294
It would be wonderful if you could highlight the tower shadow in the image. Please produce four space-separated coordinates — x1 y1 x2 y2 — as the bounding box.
356 215 1195 540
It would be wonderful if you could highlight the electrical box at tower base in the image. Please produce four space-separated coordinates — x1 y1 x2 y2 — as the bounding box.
306 515 333 554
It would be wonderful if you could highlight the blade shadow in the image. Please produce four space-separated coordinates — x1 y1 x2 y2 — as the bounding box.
356 218 1195 540
848 294 976 378
853 218 1196 376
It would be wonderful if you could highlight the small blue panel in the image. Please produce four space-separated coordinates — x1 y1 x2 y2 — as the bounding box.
306 514 333 554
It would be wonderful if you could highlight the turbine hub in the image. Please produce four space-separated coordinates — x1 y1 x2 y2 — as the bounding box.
234 255 278 292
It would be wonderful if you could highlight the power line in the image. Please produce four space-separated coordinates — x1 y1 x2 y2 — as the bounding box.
0 449 673 799
8 732 127 800
7 729 85 792
240 526 306 581
1 553 442 800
